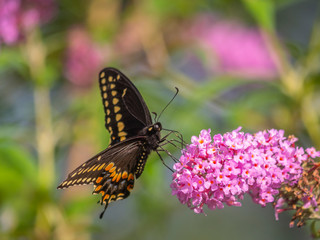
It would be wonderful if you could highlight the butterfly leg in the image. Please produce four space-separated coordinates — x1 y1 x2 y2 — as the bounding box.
155 150 174 172
159 138 183 151
161 128 186 148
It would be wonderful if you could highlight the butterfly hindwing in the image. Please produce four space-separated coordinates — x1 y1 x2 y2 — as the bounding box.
57 138 149 205
99 68 152 146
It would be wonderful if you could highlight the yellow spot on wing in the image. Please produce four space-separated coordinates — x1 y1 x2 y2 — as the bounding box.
109 194 116 203
93 164 100 171
101 78 106 84
122 88 127 97
114 106 120 113
110 84 116 89
103 93 107 99
88 166 95 172
86 178 91 182
102 85 107 91
100 72 105 78
116 114 122 121
98 156 102 161
108 76 113 82
77 178 82 183
118 131 127 137
113 98 119 105
117 122 124 131
107 117 111 124
98 163 105 170
106 109 110 115
104 101 109 107
120 136 126 141
117 74 120 80
111 91 117 96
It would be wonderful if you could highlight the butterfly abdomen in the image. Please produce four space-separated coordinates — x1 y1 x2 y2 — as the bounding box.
134 146 150 178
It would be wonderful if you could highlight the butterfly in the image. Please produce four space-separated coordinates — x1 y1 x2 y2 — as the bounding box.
58 67 171 218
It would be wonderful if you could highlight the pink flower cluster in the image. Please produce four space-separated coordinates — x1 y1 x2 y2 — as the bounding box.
0 0 55 45
190 15 277 79
171 128 313 213
64 27 105 87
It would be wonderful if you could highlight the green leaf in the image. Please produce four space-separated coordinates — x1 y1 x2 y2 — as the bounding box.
242 0 275 31
0 141 37 202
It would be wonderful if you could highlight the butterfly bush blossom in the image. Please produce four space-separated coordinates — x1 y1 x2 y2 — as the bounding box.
171 128 320 216
0 0 56 45
189 15 277 79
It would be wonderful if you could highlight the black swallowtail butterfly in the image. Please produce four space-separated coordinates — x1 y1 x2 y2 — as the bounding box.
58 67 175 218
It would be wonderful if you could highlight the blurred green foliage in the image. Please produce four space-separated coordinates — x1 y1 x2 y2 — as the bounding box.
0 0 319 239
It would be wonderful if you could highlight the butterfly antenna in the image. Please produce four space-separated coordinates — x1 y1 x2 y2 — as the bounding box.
156 87 179 122
152 112 158 122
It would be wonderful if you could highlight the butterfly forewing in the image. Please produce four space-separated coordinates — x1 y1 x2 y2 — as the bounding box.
99 68 152 146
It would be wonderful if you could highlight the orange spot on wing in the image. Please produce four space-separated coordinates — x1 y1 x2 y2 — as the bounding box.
128 173 134 181
105 162 114 171
95 185 102 191
112 174 118 182
110 171 116 178
96 177 103 183
103 194 110 201
109 194 116 203
116 173 121 182
122 171 128 179
127 184 133 191
109 167 116 173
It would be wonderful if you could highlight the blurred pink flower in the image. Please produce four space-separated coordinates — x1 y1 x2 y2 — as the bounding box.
64 27 105 87
191 15 277 79
0 0 55 45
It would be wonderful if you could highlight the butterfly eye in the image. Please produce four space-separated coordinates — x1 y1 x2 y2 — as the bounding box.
155 123 162 131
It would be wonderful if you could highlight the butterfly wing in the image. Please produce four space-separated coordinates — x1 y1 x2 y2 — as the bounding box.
99 68 152 145
57 137 147 208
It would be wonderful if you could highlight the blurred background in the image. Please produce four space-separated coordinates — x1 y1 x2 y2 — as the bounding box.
0 0 320 239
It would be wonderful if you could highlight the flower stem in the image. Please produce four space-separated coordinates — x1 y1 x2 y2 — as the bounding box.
24 27 55 189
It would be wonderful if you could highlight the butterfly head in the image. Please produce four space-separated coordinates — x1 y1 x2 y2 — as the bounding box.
138 122 162 150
